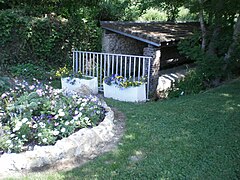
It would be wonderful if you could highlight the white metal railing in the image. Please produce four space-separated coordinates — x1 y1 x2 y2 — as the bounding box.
72 50 152 99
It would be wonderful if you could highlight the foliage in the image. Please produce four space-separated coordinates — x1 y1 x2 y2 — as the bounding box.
10 63 51 81
104 74 146 88
0 9 101 68
173 28 234 96
0 77 11 94
0 79 105 153
168 69 205 98
138 8 167 21
176 6 198 22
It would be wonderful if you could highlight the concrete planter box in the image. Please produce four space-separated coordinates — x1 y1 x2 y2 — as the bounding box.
103 82 146 102
61 77 98 94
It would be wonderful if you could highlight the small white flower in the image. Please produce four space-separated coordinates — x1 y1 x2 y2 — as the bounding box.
84 117 89 121
81 103 86 107
29 85 35 90
73 115 78 120
21 118 28 123
59 111 65 117
10 134 15 138
1 93 7 99
65 121 69 126
38 133 42 137
42 138 47 143
61 128 66 133
16 121 23 128
52 130 59 136
9 144 13 148
33 124 38 128
22 135 26 138
39 122 46 128
6 140 12 144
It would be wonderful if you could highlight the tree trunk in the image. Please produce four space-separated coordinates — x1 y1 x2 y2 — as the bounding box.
207 25 221 55
198 0 207 51
224 15 240 62
207 0 224 56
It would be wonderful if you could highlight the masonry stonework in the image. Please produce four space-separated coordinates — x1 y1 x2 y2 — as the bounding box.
102 30 146 55
143 45 161 97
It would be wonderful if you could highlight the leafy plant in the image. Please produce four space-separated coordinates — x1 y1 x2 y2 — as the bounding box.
168 69 205 98
56 66 94 85
0 79 105 153
0 77 11 94
10 63 50 81
0 9 101 68
55 66 82 79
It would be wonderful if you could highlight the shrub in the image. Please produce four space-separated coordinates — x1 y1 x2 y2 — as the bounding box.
10 63 51 81
168 69 205 98
0 77 11 95
138 8 167 21
0 9 101 68
0 79 105 153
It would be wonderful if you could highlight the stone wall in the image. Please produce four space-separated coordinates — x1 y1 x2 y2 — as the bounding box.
143 45 160 96
102 30 146 55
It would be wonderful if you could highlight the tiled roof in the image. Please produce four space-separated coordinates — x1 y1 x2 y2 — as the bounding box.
100 21 200 47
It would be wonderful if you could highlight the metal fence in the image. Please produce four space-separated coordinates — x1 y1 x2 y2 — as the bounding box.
72 50 152 98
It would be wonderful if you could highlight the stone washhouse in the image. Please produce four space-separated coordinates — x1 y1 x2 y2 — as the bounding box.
100 21 200 97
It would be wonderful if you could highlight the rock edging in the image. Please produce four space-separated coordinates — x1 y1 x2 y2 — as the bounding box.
0 100 117 179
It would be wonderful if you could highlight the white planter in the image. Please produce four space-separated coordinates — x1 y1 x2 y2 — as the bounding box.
61 77 98 94
103 82 146 102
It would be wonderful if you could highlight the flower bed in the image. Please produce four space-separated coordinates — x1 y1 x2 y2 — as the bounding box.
103 75 146 102
0 100 115 178
61 77 98 95
0 79 104 153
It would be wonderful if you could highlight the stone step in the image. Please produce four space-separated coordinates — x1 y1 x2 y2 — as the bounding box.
157 63 195 92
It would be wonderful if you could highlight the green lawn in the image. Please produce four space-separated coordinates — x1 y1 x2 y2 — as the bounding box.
8 79 240 179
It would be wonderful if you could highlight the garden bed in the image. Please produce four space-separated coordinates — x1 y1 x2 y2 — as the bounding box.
0 100 117 178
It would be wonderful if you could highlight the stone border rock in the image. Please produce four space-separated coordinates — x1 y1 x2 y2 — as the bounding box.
0 100 124 179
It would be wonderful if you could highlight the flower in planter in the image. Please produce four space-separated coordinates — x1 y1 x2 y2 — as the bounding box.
56 66 94 86
56 66 83 85
104 74 146 88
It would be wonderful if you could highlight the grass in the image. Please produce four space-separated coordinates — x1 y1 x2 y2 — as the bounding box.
6 79 240 179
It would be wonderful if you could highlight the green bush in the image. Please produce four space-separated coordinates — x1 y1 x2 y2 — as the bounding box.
138 8 167 21
0 77 11 94
169 33 229 98
168 69 204 98
0 9 101 68
10 63 50 81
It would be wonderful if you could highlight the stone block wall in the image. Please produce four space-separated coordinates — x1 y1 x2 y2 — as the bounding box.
102 30 146 55
143 45 161 97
